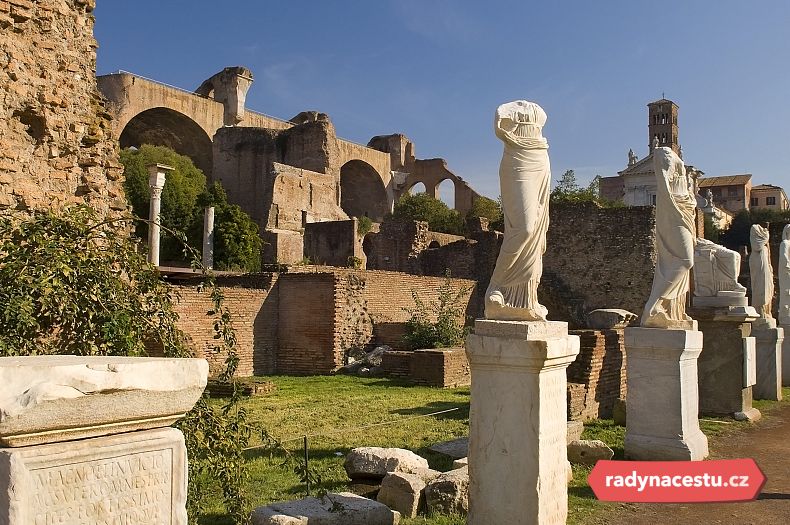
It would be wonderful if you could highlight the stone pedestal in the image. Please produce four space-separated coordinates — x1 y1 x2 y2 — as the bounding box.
623 327 709 461
465 320 579 525
752 322 784 401
781 323 790 387
690 304 760 421
0 356 208 525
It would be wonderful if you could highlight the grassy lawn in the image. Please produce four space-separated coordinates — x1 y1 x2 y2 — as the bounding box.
199 377 789 525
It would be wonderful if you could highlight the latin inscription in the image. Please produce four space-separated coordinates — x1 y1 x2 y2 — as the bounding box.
30 449 172 525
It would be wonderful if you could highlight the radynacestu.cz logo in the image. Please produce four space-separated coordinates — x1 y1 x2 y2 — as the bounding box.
588 459 766 503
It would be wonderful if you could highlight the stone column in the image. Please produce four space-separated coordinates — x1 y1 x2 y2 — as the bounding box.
781 322 790 387
465 320 579 525
624 327 709 461
690 303 760 421
203 206 215 269
147 163 173 266
0 355 208 524
752 319 784 401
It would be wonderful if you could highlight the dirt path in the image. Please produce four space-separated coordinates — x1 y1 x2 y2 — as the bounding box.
590 404 790 525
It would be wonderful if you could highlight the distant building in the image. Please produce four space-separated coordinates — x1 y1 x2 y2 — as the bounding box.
697 175 752 214
599 98 703 206
750 184 789 211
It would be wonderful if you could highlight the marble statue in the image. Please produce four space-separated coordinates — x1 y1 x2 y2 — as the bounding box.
749 224 774 321
641 147 697 328
778 224 790 325
705 189 714 208
485 100 550 321
693 238 747 297
628 148 638 166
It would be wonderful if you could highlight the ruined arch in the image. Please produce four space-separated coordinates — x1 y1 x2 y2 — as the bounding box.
340 159 388 220
409 181 427 194
437 178 455 208
119 107 214 178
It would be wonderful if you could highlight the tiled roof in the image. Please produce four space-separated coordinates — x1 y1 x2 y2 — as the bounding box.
698 174 752 187
751 184 784 191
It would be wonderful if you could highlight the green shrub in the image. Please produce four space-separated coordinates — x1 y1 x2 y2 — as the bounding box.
402 274 470 350
393 193 465 235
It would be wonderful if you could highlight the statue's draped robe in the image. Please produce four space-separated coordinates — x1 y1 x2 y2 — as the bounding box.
779 225 790 324
485 102 550 318
749 224 774 318
642 149 696 326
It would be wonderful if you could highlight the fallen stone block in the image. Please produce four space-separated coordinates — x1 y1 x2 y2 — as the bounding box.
586 309 638 329
567 439 614 465
452 457 468 469
377 471 426 518
427 436 468 459
251 492 400 525
344 447 429 480
567 420 584 443
424 466 469 515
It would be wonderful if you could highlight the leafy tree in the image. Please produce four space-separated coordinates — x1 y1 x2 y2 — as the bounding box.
703 213 721 243
0 206 251 523
120 145 206 260
467 195 503 231
189 182 262 271
719 208 790 250
393 192 465 235
402 274 470 350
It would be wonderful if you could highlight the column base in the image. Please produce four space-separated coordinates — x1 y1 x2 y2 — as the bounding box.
624 429 709 461
753 327 784 401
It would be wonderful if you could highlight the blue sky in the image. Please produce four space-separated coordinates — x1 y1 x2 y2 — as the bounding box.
95 1 790 202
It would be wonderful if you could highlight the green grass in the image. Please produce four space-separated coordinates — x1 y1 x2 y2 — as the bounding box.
199 379 789 525
200 376 470 524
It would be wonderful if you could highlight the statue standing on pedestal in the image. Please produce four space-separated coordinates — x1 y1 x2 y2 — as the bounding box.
693 238 747 298
778 224 790 325
485 101 550 321
749 224 774 321
641 147 697 328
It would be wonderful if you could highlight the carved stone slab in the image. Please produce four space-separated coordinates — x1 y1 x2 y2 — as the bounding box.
0 427 187 525
0 356 208 447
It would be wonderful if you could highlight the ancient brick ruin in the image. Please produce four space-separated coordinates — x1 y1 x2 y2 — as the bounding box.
0 0 125 214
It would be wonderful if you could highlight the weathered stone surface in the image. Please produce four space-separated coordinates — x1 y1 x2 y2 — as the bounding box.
452 457 468 469
1 427 187 524
567 439 614 465
567 420 584 443
613 398 627 426
465 320 579 525
251 492 400 525
424 467 469 516
344 447 428 480
412 467 441 484
586 309 638 329
753 327 784 401
0 356 209 447
428 437 468 459
377 472 425 518
624 328 708 461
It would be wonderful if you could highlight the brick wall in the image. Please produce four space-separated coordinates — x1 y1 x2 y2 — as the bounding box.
171 274 279 377
304 219 361 267
566 329 627 421
0 0 125 214
380 348 471 388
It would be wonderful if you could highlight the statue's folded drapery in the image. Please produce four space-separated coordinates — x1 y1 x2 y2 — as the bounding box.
779 224 790 324
642 147 696 328
485 101 550 321
750 224 774 319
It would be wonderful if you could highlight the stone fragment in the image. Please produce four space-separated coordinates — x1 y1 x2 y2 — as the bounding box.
428 436 468 459
377 471 426 518
412 466 442 484
586 309 638 329
567 420 584 443
0 355 208 447
344 447 429 480
250 492 400 525
452 457 468 469
567 439 614 465
1 427 187 524
424 467 469 515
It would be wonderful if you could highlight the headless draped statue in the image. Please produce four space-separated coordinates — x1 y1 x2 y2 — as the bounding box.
485 100 550 321
779 224 790 325
749 224 774 322
693 238 747 298
641 147 697 328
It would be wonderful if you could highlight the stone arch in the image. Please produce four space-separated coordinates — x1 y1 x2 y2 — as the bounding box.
119 107 214 178
409 181 427 194
340 159 388 220
437 178 455 208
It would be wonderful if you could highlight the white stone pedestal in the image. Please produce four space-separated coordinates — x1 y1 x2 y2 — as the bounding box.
752 324 784 400
781 323 790 387
465 320 579 525
624 328 709 461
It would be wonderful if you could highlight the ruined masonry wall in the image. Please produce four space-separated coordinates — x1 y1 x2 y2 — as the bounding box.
566 329 627 421
0 0 126 213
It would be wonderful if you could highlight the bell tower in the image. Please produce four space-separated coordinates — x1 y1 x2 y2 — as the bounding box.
648 98 679 154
